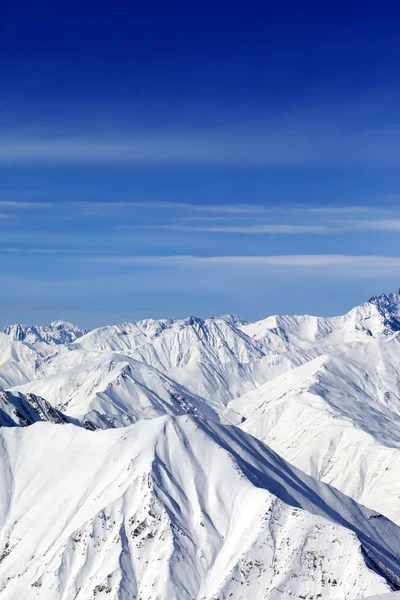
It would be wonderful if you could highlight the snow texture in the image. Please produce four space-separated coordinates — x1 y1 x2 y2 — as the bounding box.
2 290 400 598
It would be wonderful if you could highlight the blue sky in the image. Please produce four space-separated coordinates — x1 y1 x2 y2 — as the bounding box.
2 1 400 327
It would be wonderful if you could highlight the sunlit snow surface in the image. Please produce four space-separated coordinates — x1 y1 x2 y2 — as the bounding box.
1 416 400 599
2 291 400 598
364 595 400 600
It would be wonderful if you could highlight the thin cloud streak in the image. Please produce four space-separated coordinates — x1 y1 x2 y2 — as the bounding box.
354 219 400 231
139 224 337 234
80 201 271 214
0 199 385 217
87 254 400 268
4 248 400 267
0 247 115 254
0 201 55 208
307 206 384 214
2 127 400 167
137 220 400 234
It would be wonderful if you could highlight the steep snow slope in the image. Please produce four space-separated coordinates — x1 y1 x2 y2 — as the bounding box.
130 317 265 370
1 320 86 346
232 336 400 523
128 318 308 405
11 316 288 411
73 315 248 353
71 319 176 352
363 594 400 599
240 290 400 350
13 351 230 428
37 292 400 407
2 316 282 407
0 389 72 427
2 290 400 426
4 291 400 414
85 315 271 405
11 346 312 425
0 417 400 600
365 592 400 600
0 320 86 388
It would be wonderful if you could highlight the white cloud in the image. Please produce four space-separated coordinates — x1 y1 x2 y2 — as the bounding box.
307 206 384 214
0 201 54 208
354 219 400 231
0 247 112 254
140 224 335 234
0 200 382 217
3 248 400 268
87 254 400 268
78 201 271 214
1 126 400 167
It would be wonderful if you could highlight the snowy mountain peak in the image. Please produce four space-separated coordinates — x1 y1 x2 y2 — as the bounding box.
211 313 248 326
368 288 400 332
1 416 400 599
182 314 205 326
4 288 400 597
369 288 400 314
0 323 28 340
1 319 87 344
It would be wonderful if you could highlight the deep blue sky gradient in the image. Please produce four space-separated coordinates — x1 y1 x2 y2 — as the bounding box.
1 1 400 327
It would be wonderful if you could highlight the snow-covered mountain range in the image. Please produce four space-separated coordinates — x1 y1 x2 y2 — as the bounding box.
2 289 400 599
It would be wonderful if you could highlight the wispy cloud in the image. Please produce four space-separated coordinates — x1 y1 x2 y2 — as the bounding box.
78 201 272 214
307 206 384 214
0 200 279 215
0 247 114 254
0 135 292 166
4 248 400 267
0 201 55 208
137 219 400 235
0 199 389 218
139 224 337 234
354 219 400 231
86 254 400 268
1 126 400 167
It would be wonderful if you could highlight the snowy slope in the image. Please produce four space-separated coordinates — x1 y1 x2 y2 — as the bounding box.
3 291 399 411
363 594 400 600
240 290 400 350
1 320 86 346
13 351 228 428
105 316 271 405
73 315 248 354
10 316 294 414
2 290 400 598
0 388 73 427
231 337 400 523
0 416 400 600
0 320 86 388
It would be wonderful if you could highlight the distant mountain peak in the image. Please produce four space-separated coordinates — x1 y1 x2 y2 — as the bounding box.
211 314 248 326
368 288 400 332
369 288 400 308
1 319 87 345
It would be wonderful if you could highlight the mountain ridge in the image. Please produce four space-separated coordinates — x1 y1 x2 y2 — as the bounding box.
2 288 400 598
1 415 400 599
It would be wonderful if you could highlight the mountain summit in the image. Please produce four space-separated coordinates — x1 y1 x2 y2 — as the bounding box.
368 288 400 332
1 289 400 598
